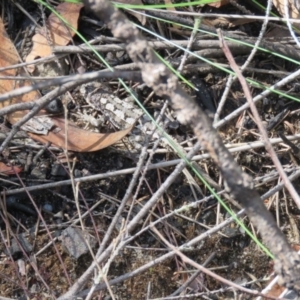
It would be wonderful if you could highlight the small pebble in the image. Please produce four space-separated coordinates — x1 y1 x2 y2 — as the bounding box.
43 204 53 212
51 164 67 177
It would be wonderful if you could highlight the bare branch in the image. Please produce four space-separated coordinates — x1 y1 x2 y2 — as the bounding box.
80 0 300 292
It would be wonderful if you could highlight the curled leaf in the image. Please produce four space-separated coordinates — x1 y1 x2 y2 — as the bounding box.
26 3 83 70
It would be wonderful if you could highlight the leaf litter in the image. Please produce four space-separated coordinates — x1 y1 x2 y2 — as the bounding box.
1 0 300 299
0 6 134 152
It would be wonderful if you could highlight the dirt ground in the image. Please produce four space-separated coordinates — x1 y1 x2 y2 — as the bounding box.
1 0 300 299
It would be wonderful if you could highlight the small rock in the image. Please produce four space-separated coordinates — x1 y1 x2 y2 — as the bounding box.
30 162 50 179
6 233 33 260
60 227 97 259
43 203 53 212
51 163 67 177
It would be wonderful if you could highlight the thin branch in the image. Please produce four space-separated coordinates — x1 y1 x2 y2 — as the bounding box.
151 226 278 299
3 135 300 197
0 70 142 104
80 0 300 292
218 29 300 209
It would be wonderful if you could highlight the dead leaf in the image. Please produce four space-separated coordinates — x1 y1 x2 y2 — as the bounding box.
29 118 134 152
0 162 22 175
227 18 257 27
0 17 42 122
283 120 295 134
273 0 300 29
26 2 83 70
0 37 16 77
0 18 21 106
0 17 134 152
207 0 230 8
203 17 231 28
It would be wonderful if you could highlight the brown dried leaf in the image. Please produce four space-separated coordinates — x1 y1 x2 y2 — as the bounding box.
0 17 133 152
228 18 256 27
207 0 230 8
29 118 134 152
26 3 83 67
0 162 22 175
273 0 300 29
0 19 20 103
0 18 40 122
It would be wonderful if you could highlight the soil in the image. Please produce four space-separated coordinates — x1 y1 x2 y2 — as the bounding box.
1 0 300 299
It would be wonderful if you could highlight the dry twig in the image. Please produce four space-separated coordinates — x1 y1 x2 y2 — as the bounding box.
78 0 300 293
